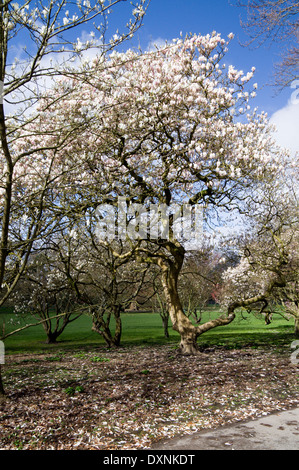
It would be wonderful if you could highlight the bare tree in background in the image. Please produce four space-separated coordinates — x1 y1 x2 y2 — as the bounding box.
235 0 299 89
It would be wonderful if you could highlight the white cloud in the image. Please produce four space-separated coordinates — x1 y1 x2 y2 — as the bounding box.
4 30 104 117
270 100 299 157
146 37 168 52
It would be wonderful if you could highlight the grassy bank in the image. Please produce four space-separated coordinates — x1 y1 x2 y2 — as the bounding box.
0 306 296 355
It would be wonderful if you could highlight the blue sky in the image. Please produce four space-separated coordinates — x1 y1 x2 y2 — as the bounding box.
119 0 298 155
9 0 298 156
125 0 289 112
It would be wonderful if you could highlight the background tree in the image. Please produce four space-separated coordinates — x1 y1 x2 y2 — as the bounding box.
46 219 153 347
235 0 299 89
179 246 226 323
83 243 152 348
220 177 299 333
11 250 82 344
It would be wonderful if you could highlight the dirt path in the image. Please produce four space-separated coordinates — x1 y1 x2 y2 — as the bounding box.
151 407 299 450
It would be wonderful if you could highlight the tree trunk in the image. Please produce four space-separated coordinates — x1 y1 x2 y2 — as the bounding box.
45 330 60 344
178 327 200 355
113 305 122 346
92 305 122 347
159 251 236 355
163 316 170 339
295 317 299 338
160 259 200 355
92 319 115 347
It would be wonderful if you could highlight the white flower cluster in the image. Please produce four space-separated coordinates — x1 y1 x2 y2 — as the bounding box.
0 32 287 211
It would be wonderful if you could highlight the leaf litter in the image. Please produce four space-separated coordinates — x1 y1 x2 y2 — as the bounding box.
0 344 298 450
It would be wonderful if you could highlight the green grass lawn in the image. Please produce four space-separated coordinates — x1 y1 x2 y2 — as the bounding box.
0 306 296 355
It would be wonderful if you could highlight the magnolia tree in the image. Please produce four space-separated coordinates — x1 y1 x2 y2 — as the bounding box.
0 0 150 396
220 179 299 334
47 221 153 347
221 229 299 334
8 221 153 346
21 32 289 354
64 233 152 348
11 251 83 344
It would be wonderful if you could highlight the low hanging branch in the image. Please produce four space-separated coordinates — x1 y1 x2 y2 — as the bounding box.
0 311 77 341
227 275 287 319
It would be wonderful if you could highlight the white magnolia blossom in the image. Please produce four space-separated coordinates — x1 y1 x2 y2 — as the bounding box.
221 257 269 306
1 32 289 210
